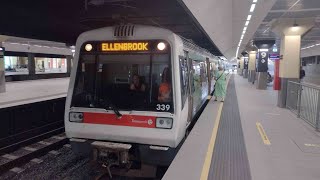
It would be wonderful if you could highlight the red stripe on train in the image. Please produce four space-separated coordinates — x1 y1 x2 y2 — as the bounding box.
83 112 156 128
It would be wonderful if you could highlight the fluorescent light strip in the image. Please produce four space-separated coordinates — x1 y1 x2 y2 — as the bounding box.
250 4 256 12
236 2 258 57
302 43 320 50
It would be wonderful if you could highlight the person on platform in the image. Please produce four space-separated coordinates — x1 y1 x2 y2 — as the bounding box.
214 67 227 102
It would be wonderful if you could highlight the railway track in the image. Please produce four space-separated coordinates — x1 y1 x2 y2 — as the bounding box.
0 132 68 175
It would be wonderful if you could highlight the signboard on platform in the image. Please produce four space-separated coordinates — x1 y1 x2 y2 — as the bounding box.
257 51 268 72
269 53 279 60
244 57 248 69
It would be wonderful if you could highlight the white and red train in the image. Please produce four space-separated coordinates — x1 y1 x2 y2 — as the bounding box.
65 24 220 168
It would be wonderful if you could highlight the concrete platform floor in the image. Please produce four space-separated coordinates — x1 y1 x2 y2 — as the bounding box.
0 78 69 108
235 74 320 180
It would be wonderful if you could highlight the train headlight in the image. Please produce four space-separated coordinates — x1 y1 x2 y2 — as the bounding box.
85 44 93 51
156 117 173 129
69 112 84 122
157 42 166 51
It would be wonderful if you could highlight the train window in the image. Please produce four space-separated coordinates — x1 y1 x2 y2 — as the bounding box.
179 56 188 109
71 53 173 113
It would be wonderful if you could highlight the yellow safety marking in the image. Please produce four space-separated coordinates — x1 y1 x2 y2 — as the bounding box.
200 74 232 180
207 95 212 100
200 103 223 180
304 143 320 148
256 122 271 145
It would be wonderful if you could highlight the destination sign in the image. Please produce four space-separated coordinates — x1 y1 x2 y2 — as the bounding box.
101 42 149 52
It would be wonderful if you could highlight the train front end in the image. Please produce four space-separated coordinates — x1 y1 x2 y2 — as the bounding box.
64 25 185 167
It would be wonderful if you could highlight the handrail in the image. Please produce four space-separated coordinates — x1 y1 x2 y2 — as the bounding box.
288 81 320 90
287 81 320 131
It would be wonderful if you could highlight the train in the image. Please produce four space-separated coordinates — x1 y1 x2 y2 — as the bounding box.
64 24 221 173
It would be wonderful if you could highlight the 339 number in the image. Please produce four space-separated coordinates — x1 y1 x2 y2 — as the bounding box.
156 104 170 111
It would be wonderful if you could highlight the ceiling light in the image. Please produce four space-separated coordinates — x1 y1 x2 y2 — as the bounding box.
242 30 246 34
291 20 299 32
253 0 257 2
245 21 250 26
259 49 269 52
247 15 252 21
250 4 256 12
243 27 247 31
240 35 244 39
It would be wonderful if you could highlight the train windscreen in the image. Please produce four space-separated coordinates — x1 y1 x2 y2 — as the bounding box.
71 41 174 113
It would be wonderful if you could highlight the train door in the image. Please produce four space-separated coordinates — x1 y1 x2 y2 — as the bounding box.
185 51 194 124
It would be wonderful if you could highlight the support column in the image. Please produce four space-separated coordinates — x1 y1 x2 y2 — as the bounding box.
271 18 314 107
248 51 256 83
237 59 241 75
66 55 72 75
239 57 244 76
0 44 5 93
243 56 249 78
254 40 275 90
28 53 35 76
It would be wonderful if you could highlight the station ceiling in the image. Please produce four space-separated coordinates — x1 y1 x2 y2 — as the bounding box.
0 0 223 56
253 0 320 50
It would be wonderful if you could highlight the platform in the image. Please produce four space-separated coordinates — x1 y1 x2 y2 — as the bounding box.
164 74 320 180
0 78 69 109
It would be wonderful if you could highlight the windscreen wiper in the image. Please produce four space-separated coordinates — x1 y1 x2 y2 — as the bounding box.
99 98 123 119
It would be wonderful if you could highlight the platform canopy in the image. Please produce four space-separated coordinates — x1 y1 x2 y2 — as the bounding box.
0 0 222 56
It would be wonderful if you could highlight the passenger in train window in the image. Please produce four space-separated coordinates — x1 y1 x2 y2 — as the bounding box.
214 67 227 102
130 74 146 92
158 67 172 102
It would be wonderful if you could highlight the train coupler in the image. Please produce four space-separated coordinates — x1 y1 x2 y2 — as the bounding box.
92 141 132 178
